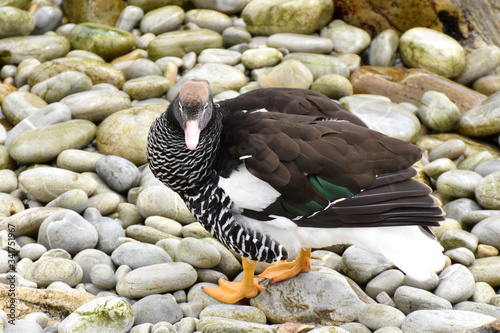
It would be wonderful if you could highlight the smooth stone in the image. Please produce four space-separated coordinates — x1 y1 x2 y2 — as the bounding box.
444 247 475 267
440 228 479 252
181 223 213 239
32 5 63 35
0 207 63 237
148 29 223 60
250 267 364 325
198 49 242 66
399 27 465 78
115 5 144 32
320 20 371 54
196 317 273 333
19 244 46 262
257 59 313 89
423 158 456 180
126 225 179 244
242 0 333 36
31 71 93 103
5 320 44 332
459 91 500 136
89 264 116 290
15 58 41 87
132 294 183 325
176 237 221 269
0 169 17 193
338 323 371 333
0 35 70 65
125 58 162 80
5 102 71 147
267 33 333 53
474 160 500 176
454 301 500 319
241 48 283 70
469 256 500 287
167 63 249 98
68 23 135 61
393 286 452 314
61 89 131 122
28 257 83 287
350 67 486 115
435 170 482 198
357 304 406 331
455 45 500 85
0 145 13 170
145 216 182 237
475 170 500 209
418 91 460 132
403 272 439 291
473 74 500 96
428 139 466 161
96 104 164 165
284 53 350 80
62 0 125 26
400 310 496 333
196 268 228 284
0 7 35 38
136 186 196 224
222 26 252 47
461 210 500 228
458 151 495 171
116 262 197 298
191 0 245 14
341 246 394 284
180 300 206 318
9 119 96 164
122 75 170 100
442 198 482 223
369 29 399 66
66 49 106 61
140 5 184 35
117 203 144 229
88 216 125 254
29 57 126 89
95 155 140 193
340 95 421 143
471 216 500 250
311 74 353 99
1 91 47 125
184 9 232 33
58 296 134 333
56 149 104 173
434 264 475 304
111 242 172 269
472 282 496 303
18 167 97 203
38 209 98 256
365 269 404 298
73 249 114 284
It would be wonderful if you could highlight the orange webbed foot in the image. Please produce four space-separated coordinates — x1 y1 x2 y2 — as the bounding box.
258 248 311 284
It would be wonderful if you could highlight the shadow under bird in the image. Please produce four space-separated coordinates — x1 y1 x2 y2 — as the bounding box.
147 79 445 304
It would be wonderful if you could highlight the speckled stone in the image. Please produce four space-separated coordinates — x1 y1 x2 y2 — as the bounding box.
475 170 500 209
369 29 399 66
399 27 465 78
284 53 350 80
28 257 83 288
140 5 184 35
469 257 500 287
241 48 283 70
418 91 460 132
111 242 172 269
320 20 371 54
31 71 93 103
136 186 196 224
1 90 48 125
459 91 500 137
122 75 170 100
436 170 482 198
400 310 495 333
394 286 452 314
257 59 313 89
0 35 70 65
455 45 500 86
357 304 405 331
184 9 232 33
267 33 333 54
0 7 35 38
311 74 353 99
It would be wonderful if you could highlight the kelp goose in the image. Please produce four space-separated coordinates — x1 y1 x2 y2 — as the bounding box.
147 79 445 304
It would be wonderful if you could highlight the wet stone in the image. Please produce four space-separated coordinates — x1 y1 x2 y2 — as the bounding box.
140 5 184 35
459 91 500 137
257 59 313 89
369 29 399 67
455 45 500 86
241 48 283 70
418 91 460 133
184 9 232 33
122 75 170 100
267 33 333 54
0 35 70 65
423 158 456 180
320 20 371 54
0 7 35 38
436 170 482 198
428 139 466 161
31 71 93 103
311 74 353 100
284 53 350 80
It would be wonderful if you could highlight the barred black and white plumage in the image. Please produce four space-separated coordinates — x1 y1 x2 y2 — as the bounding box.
147 79 446 303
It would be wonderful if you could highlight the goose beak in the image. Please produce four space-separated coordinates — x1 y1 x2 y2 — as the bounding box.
185 120 201 150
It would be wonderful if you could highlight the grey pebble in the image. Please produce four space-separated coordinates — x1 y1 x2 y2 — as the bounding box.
440 228 479 252
19 243 47 261
369 29 399 66
132 294 183 325
453 301 500 318
196 316 273 333
180 301 205 318
267 33 333 54
73 249 114 283
434 264 475 304
365 269 404 298
37 209 98 256
357 304 406 331
401 309 495 333
394 286 452 314
444 247 475 266
474 160 500 177
472 281 496 303
5 320 44 333
341 245 394 284
338 322 371 333
31 70 93 103
196 269 228 284
116 5 144 32
28 257 83 288
471 215 500 250
199 304 267 324
95 155 141 194
443 198 482 222
46 189 89 214
90 263 117 290
32 6 63 35
111 241 172 269
436 170 483 199
176 237 221 269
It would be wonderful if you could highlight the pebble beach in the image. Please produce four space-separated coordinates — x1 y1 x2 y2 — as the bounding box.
1 0 500 332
